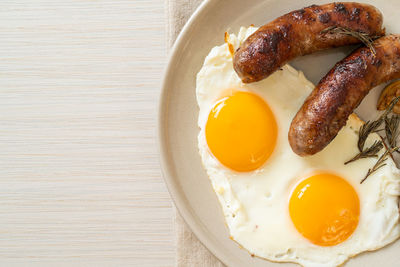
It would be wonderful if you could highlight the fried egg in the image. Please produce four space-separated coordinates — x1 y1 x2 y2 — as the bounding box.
196 26 400 267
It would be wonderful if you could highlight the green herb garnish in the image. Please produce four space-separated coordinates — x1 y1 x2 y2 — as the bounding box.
321 26 379 55
361 147 399 184
345 140 383 165
345 96 400 183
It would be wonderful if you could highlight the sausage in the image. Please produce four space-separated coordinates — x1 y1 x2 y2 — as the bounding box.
233 2 385 83
289 34 400 156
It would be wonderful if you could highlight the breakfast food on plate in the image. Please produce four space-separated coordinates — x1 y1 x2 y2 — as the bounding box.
196 26 400 267
233 2 385 83
289 34 400 156
377 80 400 114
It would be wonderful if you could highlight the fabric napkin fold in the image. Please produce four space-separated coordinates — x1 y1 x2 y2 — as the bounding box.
166 0 225 266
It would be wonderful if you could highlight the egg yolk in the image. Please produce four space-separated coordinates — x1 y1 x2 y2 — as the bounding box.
289 173 360 246
205 91 277 172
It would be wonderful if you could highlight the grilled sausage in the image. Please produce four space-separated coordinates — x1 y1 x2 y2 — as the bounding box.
289 35 400 156
233 2 385 83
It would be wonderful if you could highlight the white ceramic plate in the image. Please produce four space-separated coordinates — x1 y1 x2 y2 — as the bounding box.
159 0 400 266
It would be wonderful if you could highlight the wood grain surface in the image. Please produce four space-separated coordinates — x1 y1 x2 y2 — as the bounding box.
0 0 173 266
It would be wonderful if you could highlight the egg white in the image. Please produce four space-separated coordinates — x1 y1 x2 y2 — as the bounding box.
196 27 400 267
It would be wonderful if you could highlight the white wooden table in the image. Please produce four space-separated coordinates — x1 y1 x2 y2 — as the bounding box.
0 1 173 266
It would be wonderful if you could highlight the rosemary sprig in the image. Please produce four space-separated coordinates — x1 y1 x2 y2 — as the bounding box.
320 26 378 55
346 96 400 184
360 147 399 184
384 95 400 115
385 115 400 149
344 140 383 165
343 91 400 184
357 96 400 151
358 119 385 152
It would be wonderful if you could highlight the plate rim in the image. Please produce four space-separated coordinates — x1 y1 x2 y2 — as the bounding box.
157 0 230 265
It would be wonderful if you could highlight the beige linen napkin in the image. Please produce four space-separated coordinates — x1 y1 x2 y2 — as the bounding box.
166 0 225 266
